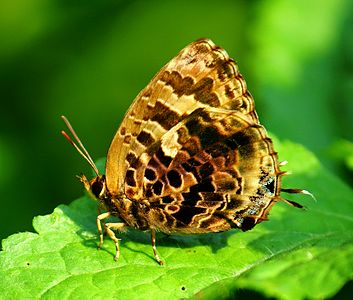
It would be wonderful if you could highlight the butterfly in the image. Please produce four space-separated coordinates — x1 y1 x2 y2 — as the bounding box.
62 38 311 265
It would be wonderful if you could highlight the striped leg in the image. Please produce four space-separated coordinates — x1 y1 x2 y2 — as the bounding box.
151 228 164 265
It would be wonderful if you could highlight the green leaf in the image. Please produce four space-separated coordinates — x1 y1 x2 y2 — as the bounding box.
1 141 353 299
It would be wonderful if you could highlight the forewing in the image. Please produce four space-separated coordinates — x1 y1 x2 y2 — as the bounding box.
124 108 281 233
105 39 258 195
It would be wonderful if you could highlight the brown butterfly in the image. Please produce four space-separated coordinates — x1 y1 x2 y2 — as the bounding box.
62 39 311 265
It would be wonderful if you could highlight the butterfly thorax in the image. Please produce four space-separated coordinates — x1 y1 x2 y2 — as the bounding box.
80 174 150 230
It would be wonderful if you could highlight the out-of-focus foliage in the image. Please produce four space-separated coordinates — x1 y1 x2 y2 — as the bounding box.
329 139 353 171
0 0 352 298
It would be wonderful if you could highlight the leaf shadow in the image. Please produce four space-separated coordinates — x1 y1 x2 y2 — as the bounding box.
125 227 235 253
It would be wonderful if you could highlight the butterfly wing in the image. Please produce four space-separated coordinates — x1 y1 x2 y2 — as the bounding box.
123 107 280 233
106 39 259 196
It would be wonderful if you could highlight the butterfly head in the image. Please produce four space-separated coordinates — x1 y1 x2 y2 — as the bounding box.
79 174 109 201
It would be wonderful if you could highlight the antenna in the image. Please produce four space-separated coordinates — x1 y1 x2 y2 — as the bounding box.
61 115 100 176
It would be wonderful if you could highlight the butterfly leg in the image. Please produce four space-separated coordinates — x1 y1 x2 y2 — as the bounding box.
151 228 164 265
97 204 106 236
96 211 111 249
104 222 126 261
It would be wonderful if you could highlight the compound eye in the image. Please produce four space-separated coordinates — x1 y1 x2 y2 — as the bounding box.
91 178 104 199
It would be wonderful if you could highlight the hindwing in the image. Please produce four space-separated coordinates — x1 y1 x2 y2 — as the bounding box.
124 108 281 232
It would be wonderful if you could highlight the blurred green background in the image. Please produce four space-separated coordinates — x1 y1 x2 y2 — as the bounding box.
0 0 352 277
